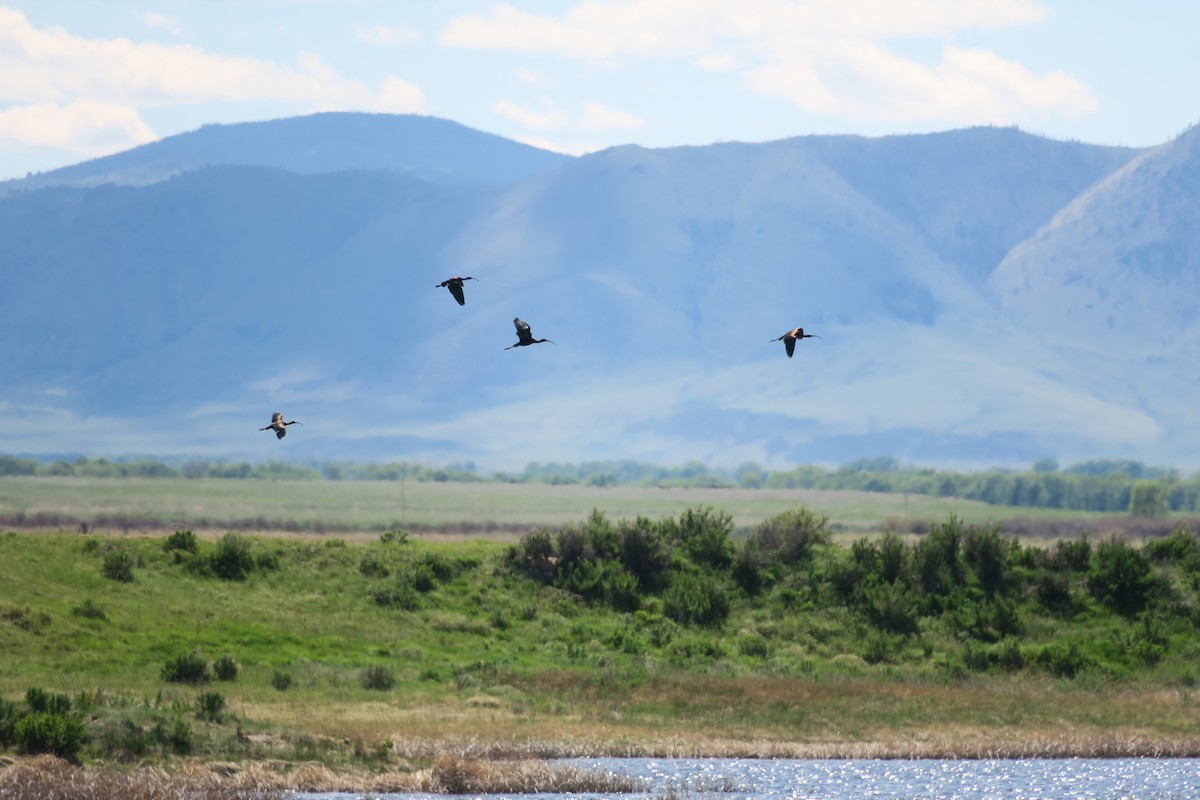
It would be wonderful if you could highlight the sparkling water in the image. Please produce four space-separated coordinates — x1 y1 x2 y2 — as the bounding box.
297 756 1200 800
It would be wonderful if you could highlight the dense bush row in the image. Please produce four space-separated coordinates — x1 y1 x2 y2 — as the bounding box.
506 508 1200 677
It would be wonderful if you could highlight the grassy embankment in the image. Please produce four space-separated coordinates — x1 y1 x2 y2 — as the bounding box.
4 479 1200 793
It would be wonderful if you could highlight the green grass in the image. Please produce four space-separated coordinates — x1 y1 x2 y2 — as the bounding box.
0 475 1131 536
4 505 1200 770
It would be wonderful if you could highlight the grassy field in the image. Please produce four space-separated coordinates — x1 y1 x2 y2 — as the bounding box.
3 481 1200 792
0 475 1133 537
3 508 1200 778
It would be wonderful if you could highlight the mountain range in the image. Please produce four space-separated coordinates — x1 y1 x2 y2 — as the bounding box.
2 111 1198 471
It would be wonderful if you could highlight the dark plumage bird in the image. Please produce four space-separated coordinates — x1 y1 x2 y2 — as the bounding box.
259 411 301 439
505 317 555 349
436 276 476 306
769 327 822 358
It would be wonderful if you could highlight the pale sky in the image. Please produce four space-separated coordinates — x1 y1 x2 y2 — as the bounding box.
1 0 1197 181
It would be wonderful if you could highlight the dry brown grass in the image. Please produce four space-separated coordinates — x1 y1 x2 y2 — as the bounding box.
0 752 638 798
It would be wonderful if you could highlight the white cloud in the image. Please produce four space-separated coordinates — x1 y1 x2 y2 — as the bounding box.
492 96 570 130
0 7 426 154
140 11 182 35
0 99 156 154
508 133 602 156
0 8 423 112
493 96 641 132
373 75 427 113
746 40 1095 123
580 100 643 130
352 23 420 47
441 0 1093 127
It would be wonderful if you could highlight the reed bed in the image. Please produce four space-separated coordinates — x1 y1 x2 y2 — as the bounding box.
0 753 639 798
382 729 1200 761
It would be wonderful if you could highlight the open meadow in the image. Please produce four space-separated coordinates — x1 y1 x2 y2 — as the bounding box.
3 478 1200 793
0 475 1145 539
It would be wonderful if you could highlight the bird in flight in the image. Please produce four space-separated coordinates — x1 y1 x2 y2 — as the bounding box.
259 412 301 439
770 327 822 358
505 318 555 349
436 276 476 306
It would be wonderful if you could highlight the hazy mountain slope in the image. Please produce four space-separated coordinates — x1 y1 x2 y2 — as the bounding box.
794 126 1141 283
2 114 1194 469
2 113 570 192
989 123 1200 355
0 165 498 409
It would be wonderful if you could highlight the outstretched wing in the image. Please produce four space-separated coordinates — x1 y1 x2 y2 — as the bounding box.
784 337 796 358
276 427 287 439
271 411 284 424
448 282 466 305
513 318 530 336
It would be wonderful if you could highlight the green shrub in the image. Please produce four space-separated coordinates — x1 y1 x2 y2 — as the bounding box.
411 563 438 593
1088 537 1154 616
863 581 919 635
914 516 966 598
750 507 831 566
1034 641 1092 678
732 544 767 596
878 533 908 584
997 637 1026 672
0 698 19 747
964 526 1011 595
562 559 641 612
663 572 729 627
1146 527 1200 568
210 532 255 580
359 554 389 578
862 631 902 664
737 634 770 659
150 717 193 754
605 627 647 655
1035 572 1074 614
213 654 239 681
961 640 992 672
507 528 555 583
374 582 420 610
162 651 210 684
196 691 226 722
102 549 135 582
14 711 88 762
362 665 395 691
618 516 672 592
668 507 734 570
71 598 108 621
600 566 641 612
1051 535 1092 572
271 671 294 691
26 687 71 715
380 529 409 544
162 529 198 553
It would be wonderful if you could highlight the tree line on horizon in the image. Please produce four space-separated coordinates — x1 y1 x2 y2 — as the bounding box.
0 453 1195 515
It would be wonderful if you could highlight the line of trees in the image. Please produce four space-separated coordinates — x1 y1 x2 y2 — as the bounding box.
3 454 1199 515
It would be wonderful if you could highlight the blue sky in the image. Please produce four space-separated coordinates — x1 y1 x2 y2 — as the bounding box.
1 0 1197 181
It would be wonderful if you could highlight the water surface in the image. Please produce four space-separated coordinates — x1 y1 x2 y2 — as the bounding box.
300 756 1200 800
